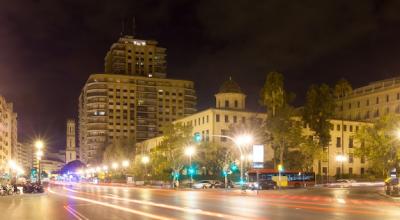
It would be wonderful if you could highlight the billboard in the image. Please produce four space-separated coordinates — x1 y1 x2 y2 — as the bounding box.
252 145 264 168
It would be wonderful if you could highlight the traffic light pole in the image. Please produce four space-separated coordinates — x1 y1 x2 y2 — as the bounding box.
38 160 41 185
189 154 193 188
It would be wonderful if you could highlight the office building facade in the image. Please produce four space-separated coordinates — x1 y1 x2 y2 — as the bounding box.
0 95 18 175
335 77 400 121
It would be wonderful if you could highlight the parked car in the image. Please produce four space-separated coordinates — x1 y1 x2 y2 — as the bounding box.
193 180 220 189
385 177 399 196
193 180 213 189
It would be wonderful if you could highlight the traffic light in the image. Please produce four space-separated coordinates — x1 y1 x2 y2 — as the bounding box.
230 163 238 172
193 132 202 143
278 164 284 172
172 172 180 179
188 167 195 175
31 168 37 176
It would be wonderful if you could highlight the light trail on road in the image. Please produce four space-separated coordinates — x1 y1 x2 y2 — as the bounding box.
49 187 175 220
61 186 255 220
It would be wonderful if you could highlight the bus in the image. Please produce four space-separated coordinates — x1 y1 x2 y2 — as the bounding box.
247 168 315 189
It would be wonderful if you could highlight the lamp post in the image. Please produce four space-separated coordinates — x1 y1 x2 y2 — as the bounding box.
335 154 347 178
35 140 44 185
208 134 253 186
122 160 129 182
141 155 150 183
234 134 253 185
185 146 195 188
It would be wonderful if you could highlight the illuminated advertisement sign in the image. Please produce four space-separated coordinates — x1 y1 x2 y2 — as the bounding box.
252 145 264 163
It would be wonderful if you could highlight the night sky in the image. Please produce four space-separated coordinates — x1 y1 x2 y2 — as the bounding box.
1 0 400 150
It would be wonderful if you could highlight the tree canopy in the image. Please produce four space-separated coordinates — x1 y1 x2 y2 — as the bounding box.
355 114 400 177
302 84 336 147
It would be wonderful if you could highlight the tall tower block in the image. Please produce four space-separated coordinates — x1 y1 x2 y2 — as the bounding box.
65 119 76 163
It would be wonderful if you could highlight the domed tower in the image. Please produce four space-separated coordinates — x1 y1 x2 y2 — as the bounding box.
215 77 246 110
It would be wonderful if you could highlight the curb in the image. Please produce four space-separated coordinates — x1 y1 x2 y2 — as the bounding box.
377 192 400 201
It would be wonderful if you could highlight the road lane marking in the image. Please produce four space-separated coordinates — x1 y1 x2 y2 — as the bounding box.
64 206 81 220
64 205 89 220
63 187 254 220
50 188 174 220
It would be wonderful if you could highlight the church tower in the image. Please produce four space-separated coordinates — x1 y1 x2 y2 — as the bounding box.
65 119 76 163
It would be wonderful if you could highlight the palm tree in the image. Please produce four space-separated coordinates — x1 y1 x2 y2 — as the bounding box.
334 78 353 177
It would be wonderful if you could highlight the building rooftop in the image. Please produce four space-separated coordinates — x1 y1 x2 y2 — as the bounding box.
218 77 243 94
347 76 400 98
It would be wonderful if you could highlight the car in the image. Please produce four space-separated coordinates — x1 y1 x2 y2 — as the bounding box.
258 180 277 190
247 180 277 190
192 180 214 189
212 181 225 188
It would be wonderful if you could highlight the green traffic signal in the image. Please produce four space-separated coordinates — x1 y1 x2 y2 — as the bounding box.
193 132 202 143
230 163 238 171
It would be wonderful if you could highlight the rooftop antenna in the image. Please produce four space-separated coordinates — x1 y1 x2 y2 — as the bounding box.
132 17 136 36
120 19 125 36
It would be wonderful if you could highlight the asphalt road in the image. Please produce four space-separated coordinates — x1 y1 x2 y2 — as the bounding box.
0 184 399 220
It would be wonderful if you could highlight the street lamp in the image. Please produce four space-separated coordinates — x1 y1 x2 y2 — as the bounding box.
185 146 195 188
122 160 129 168
112 162 119 170
234 134 253 185
35 140 45 184
335 154 347 178
141 155 150 182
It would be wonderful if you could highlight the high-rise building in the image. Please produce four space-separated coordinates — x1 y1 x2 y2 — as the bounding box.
105 35 167 78
65 119 77 163
16 143 33 171
0 95 18 175
79 35 196 165
335 77 400 121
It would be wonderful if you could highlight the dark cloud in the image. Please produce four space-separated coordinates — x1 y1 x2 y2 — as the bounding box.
1 0 400 149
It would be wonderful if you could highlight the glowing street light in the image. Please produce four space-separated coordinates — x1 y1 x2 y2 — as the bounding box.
336 154 347 178
184 146 196 188
234 134 253 146
122 160 129 168
35 140 44 150
36 150 43 159
335 154 347 162
395 129 400 139
8 160 17 170
102 165 109 172
234 134 253 184
34 139 45 185
141 156 150 164
185 146 195 157
141 155 150 182
112 162 119 170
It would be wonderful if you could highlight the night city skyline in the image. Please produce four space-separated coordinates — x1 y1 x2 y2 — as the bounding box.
2 2 400 219
2 0 400 148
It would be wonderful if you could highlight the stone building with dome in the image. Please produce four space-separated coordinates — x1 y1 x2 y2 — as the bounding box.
136 78 273 163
